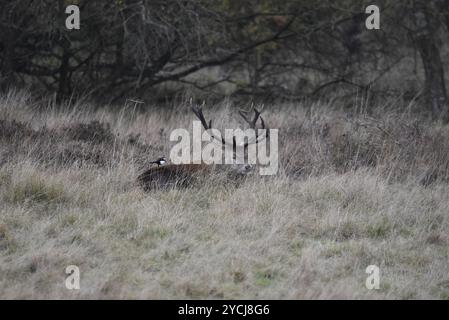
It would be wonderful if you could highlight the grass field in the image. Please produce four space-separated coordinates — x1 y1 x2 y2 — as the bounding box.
1 90 449 299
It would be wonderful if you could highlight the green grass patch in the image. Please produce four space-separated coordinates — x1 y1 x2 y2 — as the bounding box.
254 269 278 287
366 217 391 239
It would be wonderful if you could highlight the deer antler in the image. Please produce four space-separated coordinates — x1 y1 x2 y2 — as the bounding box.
191 104 268 150
191 104 229 145
238 108 263 129
238 107 268 147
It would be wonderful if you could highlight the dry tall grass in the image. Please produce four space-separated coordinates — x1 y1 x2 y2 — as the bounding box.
0 90 448 299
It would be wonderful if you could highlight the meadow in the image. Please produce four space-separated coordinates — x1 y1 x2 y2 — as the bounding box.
0 90 448 299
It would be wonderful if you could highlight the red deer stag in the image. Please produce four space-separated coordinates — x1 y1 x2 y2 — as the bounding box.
137 105 267 191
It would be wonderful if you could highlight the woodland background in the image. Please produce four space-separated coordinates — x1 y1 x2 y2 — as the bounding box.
1 0 448 117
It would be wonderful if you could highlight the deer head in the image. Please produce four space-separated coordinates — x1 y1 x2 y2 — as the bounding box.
191 103 268 168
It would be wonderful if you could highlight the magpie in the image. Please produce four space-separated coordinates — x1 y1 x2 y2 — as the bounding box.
150 157 167 167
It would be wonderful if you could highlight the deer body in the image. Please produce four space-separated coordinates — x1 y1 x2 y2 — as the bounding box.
137 163 252 190
138 163 209 191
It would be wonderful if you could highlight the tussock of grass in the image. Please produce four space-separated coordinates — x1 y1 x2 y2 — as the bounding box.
6 174 67 205
0 224 16 252
0 91 448 299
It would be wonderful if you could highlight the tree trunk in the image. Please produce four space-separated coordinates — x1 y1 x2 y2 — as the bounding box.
56 0 71 103
0 30 17 90
56 47 70 103
413 0 449 120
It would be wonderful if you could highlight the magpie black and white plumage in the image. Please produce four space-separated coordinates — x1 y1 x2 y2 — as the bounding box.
150 157 167 167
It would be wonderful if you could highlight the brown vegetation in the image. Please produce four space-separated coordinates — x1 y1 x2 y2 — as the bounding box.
1 92 449 299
